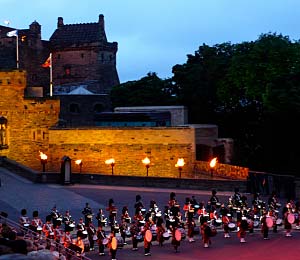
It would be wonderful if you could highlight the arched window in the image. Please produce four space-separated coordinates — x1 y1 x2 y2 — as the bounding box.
0 116 8 149
69 103 80 113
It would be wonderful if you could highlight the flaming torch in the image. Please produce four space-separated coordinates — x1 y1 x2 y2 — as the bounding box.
75 159 83 173
209 157 218 177
105 158 115 175
142 157 150 177
175 158 185 179
39 151 47 172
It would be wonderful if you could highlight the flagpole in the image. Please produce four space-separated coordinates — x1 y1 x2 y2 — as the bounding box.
50 53 53 97
16 34 19 69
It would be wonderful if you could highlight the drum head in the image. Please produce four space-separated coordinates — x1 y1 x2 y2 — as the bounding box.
69 223 75 228
288 213 295 224
276 218 282 225
145 230 153 243
266 217 273 228
37 226 42 231
82 230 88 235
24 223 30 227
162 231 170 238
175 229 182 241
228 223 235 229
102 238 109 245
111 237 118 250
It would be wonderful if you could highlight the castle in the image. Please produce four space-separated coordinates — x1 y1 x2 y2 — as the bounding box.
0 15 243 179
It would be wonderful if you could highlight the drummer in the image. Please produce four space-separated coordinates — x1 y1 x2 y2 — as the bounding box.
106 198 118 227
107 231 117 260
134 194 144 215
156 217 166 247
170 221 180 253
50 205 61 227
82 202 93 226
19 208 31 228
130 220 140 251
96 208 107 227
142 219 152 256
260 210 270 240
31 210 43 235
62 210 75 232
96 225 107 256
209 189 219 211
76 217 87 238
283 203 293 237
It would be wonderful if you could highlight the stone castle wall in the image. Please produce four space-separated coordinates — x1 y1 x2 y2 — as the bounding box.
48 127 196 178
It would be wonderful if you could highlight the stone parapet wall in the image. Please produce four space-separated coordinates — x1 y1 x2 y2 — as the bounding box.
193 160 248 180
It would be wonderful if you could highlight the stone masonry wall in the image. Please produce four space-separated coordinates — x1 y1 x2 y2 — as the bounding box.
48 127 196 178
0 70 60 170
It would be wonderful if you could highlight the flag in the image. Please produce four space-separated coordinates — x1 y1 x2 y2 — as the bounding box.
42 54 51 68
6 29 18 37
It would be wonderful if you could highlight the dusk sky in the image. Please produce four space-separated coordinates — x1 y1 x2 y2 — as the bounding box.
1 0 300 83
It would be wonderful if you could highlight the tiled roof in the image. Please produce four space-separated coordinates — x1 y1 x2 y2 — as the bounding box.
50 23 107 47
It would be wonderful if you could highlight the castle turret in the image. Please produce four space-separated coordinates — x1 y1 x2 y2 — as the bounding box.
57 17 64 28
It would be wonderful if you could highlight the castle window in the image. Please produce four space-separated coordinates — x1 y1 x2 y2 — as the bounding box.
101 53 104 62
57 54 61 59
93 103 103 113
81 53 84 58
7 79 11 84
70 103 80 113
0 116 8 149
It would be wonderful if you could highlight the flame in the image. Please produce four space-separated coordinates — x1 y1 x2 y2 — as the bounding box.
105 158 115 165
142 157 150 165
175 158 185 167
210 157 218 168
39 151 47 160
75 159 82 165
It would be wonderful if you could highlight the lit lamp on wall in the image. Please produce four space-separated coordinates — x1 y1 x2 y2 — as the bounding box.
39 151 47 172
142 157 150 177
209 157 218 177
75 159 83 173
105 158 115 175
175 158 185 179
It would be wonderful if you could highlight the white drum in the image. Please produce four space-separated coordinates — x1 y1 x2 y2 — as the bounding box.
228 223 236 231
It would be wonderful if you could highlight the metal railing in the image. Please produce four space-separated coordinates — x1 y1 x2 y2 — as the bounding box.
0 214 91 260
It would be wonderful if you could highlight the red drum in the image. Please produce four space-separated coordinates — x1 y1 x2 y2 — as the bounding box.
145 230 153 243
175 229 182 241
266 217 273 228
288 213 295 224
111 237 117 250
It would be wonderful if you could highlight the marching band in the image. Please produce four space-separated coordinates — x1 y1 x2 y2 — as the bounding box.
14 189 300 259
